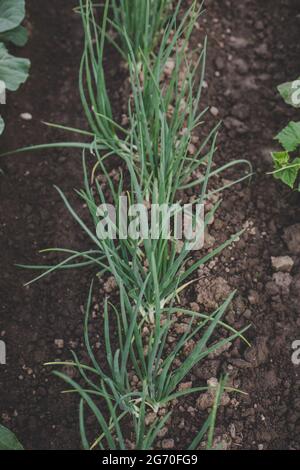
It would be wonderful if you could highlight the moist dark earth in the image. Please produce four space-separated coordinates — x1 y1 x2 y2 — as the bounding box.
0 0 300 450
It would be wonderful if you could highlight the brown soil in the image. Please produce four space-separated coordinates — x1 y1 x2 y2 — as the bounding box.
0 0 300 450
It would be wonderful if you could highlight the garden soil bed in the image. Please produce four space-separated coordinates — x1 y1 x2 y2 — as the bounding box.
0 0 300 450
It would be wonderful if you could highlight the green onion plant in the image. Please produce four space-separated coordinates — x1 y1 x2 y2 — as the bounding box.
47 281 248 450
19 0 251 319
1 0 252 450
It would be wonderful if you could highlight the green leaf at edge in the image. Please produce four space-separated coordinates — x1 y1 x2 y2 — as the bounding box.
0 0 25 34
0 42 30 91
0 424 24 450
0 24 28 46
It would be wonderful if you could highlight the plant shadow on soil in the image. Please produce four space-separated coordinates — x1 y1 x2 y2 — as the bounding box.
0 0 300 450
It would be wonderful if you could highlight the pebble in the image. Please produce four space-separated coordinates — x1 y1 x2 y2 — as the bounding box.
164 58 175 77
161 439 175 449
145 412 157 426
178 382 192 391
157 427 168 438
229 423 236 439
197 378 230 410
188 143 197 155
210 106 219 117
54 339 64 349
20 112 32 121
271 256 294 273
244 309 252 319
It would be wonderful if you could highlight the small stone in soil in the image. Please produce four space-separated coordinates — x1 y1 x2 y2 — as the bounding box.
20 112 32 120
210 106 219 116
54 339 64 349
157 427 168 438
178 382 192 391
197 378 230 410
161 439 175 449
271 256 294 273
145 412 157 426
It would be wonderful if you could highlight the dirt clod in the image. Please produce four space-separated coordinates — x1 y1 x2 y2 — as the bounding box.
196 378 230 411
161 439 175 449
196 277 231 310
271 256 294 273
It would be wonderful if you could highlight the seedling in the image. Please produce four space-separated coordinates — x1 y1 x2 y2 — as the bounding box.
270 79 300 190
